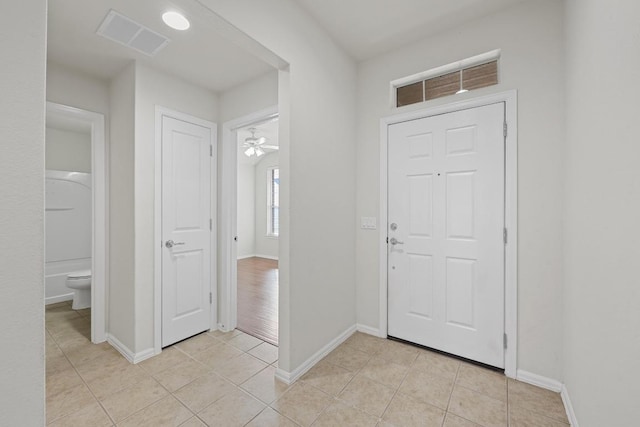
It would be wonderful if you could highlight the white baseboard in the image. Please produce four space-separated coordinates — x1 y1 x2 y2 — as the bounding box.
561 384 579 427
517 370 578 426
237 254 256 260
356 324 383 337
217 323 232 332
516 369 562 392
132 348 156 364
107 334 157 364
45 294 74 305
107 334 134 363
275 324 357 385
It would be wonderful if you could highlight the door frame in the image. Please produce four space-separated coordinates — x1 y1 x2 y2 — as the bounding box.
46 102 108 344
220 106 279 331
379 90 518 377
154 106 217 354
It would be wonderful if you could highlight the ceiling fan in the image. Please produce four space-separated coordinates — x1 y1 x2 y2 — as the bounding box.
242 127 279 157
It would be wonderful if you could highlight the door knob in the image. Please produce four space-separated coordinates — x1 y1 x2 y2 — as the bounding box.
389 237 404 245
165 240 185 248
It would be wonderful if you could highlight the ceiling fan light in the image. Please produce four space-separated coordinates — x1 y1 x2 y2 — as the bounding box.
255 147 265 157
244 147 255 157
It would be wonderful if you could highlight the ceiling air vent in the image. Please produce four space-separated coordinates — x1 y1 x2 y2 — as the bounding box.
96 10 169 57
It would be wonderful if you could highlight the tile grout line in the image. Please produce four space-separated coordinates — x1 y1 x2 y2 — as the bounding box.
309 338 419 422
169 331 278 425
48 308 196 426
314 341 378 420
124 357 207 426
45 318 118 426
270 346 369 426
506 377 511 427
376 348 418 424
309 335 441 424
47 312 279 426
442 363 461 427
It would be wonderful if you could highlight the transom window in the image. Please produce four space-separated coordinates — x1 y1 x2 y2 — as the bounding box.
392 50 500 108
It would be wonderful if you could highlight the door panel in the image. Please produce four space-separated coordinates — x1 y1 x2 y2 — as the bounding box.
162 115 212 347
408 254 433 319
446 171 476 239
388 103 505 368
408 174 433 236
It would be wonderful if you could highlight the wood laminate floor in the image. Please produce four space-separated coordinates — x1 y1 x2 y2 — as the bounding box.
237 257 278 346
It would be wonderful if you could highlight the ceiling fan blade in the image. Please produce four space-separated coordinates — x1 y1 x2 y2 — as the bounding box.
262 145 279 150
256 136 267 145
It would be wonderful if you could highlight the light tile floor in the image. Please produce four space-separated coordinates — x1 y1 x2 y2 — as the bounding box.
46 302 569 426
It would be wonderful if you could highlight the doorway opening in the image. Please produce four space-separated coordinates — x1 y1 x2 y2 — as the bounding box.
44 102 107 345
236 118 280 345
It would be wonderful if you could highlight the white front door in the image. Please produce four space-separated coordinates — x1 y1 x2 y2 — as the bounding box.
161 114 213 347
387 103 505 368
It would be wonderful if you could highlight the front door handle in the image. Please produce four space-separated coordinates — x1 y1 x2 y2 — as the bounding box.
165 240 185 248
389 237 404 245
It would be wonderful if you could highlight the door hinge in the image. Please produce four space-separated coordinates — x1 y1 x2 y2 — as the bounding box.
209 292 212 304
503 122 508 138
503 228 508 245
209 218 212 231
504 333 508 349
386 236 389 244
210 145 213 157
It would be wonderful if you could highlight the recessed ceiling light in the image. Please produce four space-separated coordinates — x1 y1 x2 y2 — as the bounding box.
162 11 190 31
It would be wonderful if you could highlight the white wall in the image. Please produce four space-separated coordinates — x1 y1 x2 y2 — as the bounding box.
108 63 136 351
46 61 110 116
220 72 278 263
46 127 92 172
237 163 256 258
219 71 278 123
202 0 357 372
563 0 640 425
134 63 219 352
355 0 565 379
0 1 46 424
255 152 279 259
108 63 219 354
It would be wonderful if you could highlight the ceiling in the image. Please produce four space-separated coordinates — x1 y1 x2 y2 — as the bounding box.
47 0 274 92
237 119 279 166
297 0 531 60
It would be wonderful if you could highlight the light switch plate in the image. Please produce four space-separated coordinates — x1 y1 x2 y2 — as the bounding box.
361 216 377 230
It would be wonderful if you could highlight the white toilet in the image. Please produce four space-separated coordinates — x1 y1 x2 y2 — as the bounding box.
66 270 92 310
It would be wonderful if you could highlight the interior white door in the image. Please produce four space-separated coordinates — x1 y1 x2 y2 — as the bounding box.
162 115 213 347
387 103 505 367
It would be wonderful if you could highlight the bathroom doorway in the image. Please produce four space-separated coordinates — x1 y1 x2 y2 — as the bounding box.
45 102 107 344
